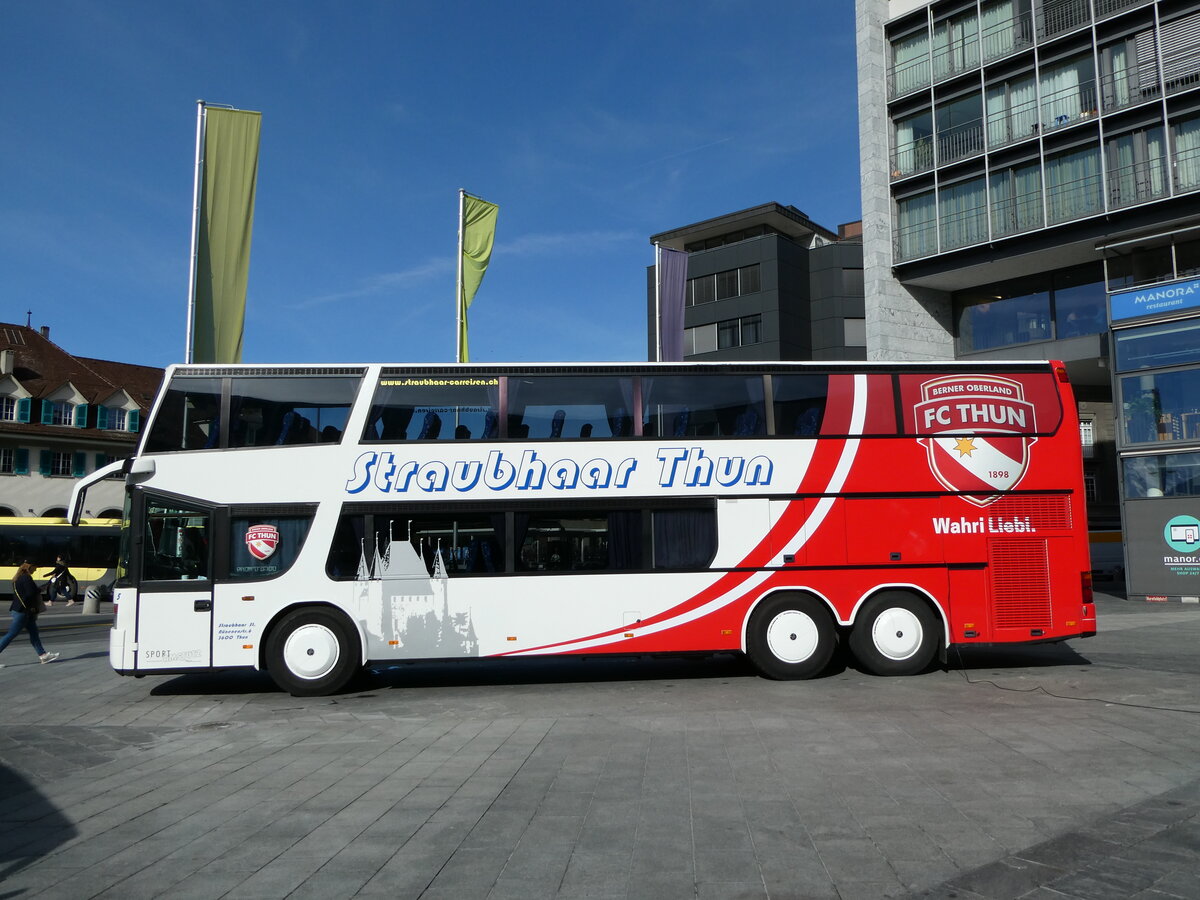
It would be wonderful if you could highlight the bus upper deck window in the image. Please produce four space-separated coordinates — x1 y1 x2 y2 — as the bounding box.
506 375 635 439
362 376 498 442
642 374 767 438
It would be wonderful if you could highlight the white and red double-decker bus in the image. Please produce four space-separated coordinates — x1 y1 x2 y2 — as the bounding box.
70 361 1095 696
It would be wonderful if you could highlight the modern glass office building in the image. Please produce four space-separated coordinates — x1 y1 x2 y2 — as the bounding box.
857 0 1200 595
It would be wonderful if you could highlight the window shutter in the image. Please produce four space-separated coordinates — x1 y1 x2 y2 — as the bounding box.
97 406 109 429
95 453 107 470
14 449 28 475
129 409 141 433
39 450 52 476
16 397 31 423
73 452 87 477
41 400 54 425
75 404 88 428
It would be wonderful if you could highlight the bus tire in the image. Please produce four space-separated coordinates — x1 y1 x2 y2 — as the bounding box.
265 607 361 697
849 592 939 676
746 592 836 680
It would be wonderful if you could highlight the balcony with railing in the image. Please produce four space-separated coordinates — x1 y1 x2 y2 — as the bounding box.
1098 66 1162 113
1038 0 1092 40
937 117 986 164
1093 0 1155 20
986 95 1041 149
889 54 932 99
1046 166 1104 224
932 35 980 83
1040 80 1098 133
1107 157 1169 209
1162 43 1200 96
1175 143 1200 193
891 137 935 179
894 217 939 263
991 191 1045 238
980 9 1035 63
940 201 990 250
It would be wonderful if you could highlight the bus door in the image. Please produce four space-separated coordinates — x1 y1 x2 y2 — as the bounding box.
134 497 214 670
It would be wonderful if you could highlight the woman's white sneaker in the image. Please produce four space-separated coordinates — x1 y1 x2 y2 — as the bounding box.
39 652 59 664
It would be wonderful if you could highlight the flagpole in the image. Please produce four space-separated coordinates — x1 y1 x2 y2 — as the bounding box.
184 100 206 364
455 189 465 363
654 242 663 362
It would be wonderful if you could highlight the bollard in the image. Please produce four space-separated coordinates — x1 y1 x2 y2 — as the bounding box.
82 585 101 614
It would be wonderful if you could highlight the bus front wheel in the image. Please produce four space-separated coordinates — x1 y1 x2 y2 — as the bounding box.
266 608 361 697
849 592 939 676
746 593 836 680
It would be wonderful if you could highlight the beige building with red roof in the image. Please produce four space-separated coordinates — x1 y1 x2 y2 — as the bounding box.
0 322 162 518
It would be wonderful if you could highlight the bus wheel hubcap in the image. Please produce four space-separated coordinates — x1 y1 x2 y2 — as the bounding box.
283 624 340 680
871 608 922 661
766 610 819 663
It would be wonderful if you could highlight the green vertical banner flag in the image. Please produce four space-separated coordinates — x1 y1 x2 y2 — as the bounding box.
193 106 261 364
457 193 498 363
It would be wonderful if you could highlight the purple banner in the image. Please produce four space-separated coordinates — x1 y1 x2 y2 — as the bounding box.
658 246 688 361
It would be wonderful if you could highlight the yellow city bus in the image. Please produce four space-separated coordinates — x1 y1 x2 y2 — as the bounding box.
0 517 121 600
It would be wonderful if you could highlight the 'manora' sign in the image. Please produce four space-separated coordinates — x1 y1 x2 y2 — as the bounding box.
1110 277 1200 322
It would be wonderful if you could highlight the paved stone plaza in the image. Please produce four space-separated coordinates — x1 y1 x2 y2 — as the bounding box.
1 592 1197 899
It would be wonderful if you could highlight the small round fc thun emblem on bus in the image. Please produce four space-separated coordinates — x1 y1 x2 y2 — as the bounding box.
245 524 280 561
913 375 1037 507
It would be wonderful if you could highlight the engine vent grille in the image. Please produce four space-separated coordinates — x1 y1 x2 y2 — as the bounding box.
987 495 1072 530
990 540 1052 628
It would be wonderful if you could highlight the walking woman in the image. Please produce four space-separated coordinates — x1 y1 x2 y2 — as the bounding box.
0 561 59 665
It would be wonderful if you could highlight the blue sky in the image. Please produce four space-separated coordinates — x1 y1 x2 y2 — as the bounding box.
2 1 862 368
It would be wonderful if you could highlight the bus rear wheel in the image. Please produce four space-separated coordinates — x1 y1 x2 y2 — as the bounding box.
266 608 361 697
746 593 836 680
849 592 939 676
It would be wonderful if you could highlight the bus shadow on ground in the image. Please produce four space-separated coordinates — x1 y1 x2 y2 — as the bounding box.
0 763 77 893
946 640 1092 671
365 651 763 690
145 642 1089 698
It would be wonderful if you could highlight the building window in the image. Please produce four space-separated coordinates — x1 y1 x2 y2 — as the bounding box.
1120 368 1200 444
936 93 984 164
890 28 930 98
0 397 15 421
687 264 760 306
940 176 988 250
1080 419 1095 460
48 401 74 426
990 161 1043 237
986 72 1038 149
1084 472 1099 501
933 9 979 82
1106 127 1167 209
685 315 762 355
110 408 128 431
956 277 1051 352
1124 451 1200 498
979 0 1033 64
1039 54 1096 130
1160 10 1200 95
1098 33 1160 114
0 449 12 473
50 451 73 477
1045 145 1102 224
1053 265 1107 337
895 190 937 261
1171 114 1200 193
893 110 934 177
844 318 867 347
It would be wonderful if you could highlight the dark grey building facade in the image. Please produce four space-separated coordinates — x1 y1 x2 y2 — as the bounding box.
646 204 866 363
